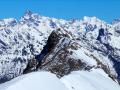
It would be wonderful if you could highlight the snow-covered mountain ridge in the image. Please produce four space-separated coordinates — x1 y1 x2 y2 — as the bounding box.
0 10 120 88
0 71 120 90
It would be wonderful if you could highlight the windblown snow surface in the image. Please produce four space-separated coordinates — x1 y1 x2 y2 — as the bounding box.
0 71 120 90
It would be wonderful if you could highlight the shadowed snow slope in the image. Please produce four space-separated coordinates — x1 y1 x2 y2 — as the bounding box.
0 71 120 90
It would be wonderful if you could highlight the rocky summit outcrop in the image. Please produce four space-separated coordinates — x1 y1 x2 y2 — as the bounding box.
38 29 87 77
0 11 120 84
36 28 117 81
23 28 118 83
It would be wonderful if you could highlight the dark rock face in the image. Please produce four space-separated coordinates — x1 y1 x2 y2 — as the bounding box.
37 29 88 77
97 28 105 41
35 29 61 62
23 29 88 77
108 55 120 81
23 58 38 74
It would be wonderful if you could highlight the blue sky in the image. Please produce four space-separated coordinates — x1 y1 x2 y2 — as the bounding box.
0 0 120 23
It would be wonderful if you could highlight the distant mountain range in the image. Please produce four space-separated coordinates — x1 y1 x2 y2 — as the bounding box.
0 10 120 90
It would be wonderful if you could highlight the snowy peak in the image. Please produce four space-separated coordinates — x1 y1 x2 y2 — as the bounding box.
24 10 33 16
83 16 101 24
0 11 120 87
0 18 17 27
112 18 120 24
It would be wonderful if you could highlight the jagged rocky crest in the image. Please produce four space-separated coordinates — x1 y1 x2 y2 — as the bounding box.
0 11 120 84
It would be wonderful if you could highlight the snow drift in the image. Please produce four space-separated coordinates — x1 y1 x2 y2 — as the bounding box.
0 72 68 90
0 71 120 90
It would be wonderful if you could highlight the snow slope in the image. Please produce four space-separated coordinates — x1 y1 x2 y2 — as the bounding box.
0 72 68 90
61 69 120 90
0 71 120 90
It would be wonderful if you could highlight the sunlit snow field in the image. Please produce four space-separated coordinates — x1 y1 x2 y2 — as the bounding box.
0 70 120 90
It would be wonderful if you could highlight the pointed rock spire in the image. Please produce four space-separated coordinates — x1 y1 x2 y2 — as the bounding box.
25 10 32 16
